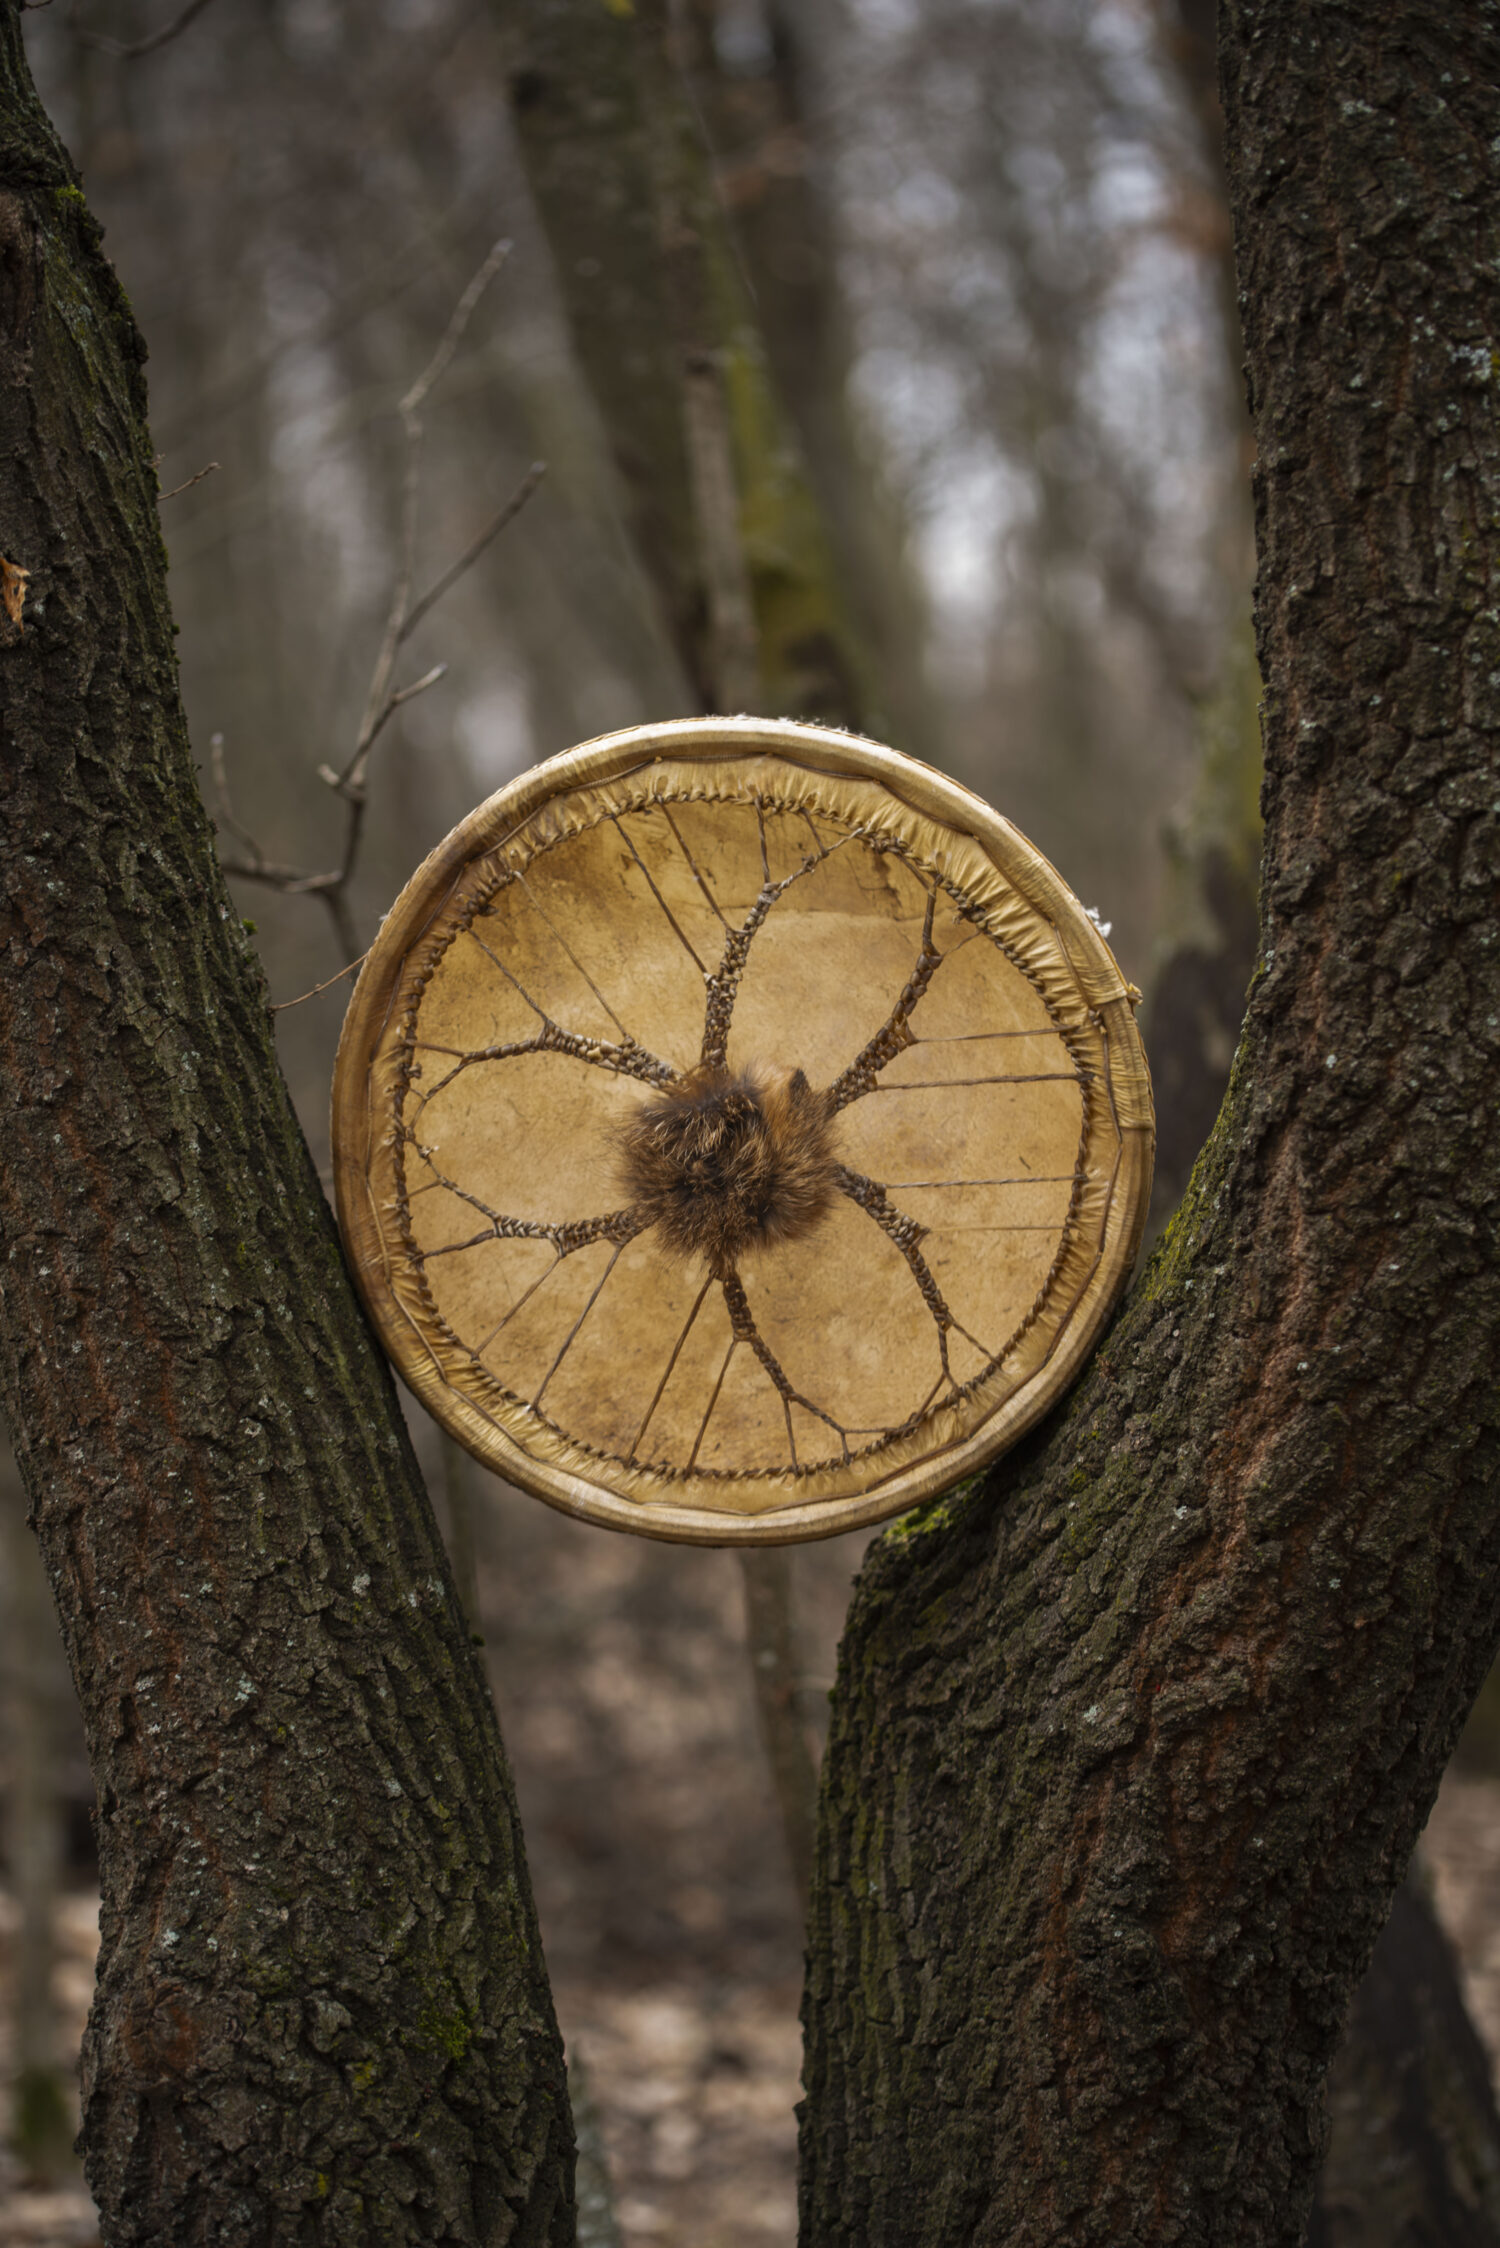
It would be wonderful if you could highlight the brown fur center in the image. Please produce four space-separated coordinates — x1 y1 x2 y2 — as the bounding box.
619 1065 838 1276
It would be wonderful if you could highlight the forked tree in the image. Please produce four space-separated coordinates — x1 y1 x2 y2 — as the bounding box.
1 5 1498 2248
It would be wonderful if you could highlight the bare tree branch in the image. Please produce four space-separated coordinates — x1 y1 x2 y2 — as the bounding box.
76 0 219 60
402 238 512 421
339 239 513 800
211 241 542 981
157 459 219 503
319 662 451 791
400 462 546 648
209 731 266 870
218 856 336 893
270 953 370 1014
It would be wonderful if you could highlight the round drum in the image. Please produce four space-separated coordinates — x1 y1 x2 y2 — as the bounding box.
332 717 1153 1543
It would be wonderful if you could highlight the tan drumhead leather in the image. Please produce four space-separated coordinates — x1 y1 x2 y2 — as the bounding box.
332 718 1153 1543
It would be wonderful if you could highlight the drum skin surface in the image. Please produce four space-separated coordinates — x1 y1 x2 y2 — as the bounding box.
332 717 1154 1544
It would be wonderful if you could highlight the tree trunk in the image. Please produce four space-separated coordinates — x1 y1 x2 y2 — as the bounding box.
677 0 942 767
1147 10 1500 2235
739 1547 820 1913
798 5 1500 2242
0 14 574 2242
507 0 873 730
1311 1869 1500 2247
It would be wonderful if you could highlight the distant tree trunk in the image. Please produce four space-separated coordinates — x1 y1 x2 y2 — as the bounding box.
1145 0 1263 1235
0 13 573 2242
1311 1871 1500 2247
1 1429 76 2185
678 0 942 766
507 0 873 729
739 1545 819 1911
798 6 1500 2243
567 2052 622 2248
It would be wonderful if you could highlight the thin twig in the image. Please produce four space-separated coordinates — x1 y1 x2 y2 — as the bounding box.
158 460 219 503
209 731 266 868
334 238 514 802
401 238 511 423
400 463 546 647
321 883 360 968
329 459 543 803
347 427 422 788
76 0 218 58
319 663 449 790
270 953 369 1013
219 857 316 888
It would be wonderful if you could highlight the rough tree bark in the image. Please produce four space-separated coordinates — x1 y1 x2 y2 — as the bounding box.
799 6 1500 2243
1150 11 1500 2237
0 13 574 2242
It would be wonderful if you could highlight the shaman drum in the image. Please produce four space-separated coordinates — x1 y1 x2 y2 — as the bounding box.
332 717 1153 1543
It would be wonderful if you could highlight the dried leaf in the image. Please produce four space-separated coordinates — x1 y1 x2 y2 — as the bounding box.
1 556 29 633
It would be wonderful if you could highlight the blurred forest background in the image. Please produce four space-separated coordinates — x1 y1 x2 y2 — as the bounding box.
4 2 1500 2244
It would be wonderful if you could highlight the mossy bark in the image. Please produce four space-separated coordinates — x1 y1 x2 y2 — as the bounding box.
0 12 574 2241
798 6 1500 2242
